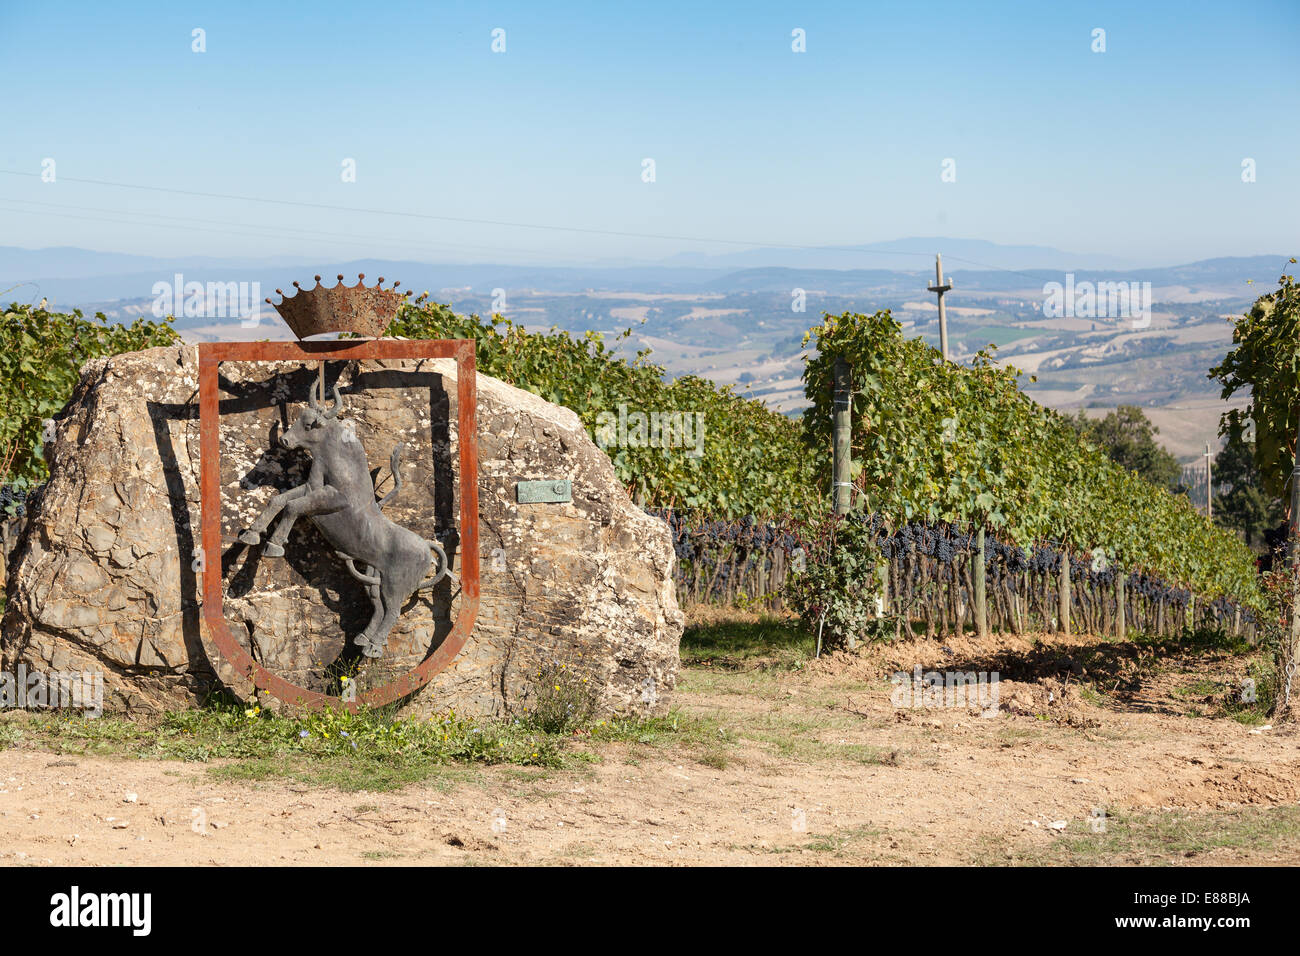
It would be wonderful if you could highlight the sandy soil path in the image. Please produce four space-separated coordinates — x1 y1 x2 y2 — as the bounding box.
2 631 1297 866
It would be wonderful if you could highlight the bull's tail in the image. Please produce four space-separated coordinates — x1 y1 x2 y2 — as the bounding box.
337 539 447 592
377 442 405 511
417 537 451 590
338 552 380 588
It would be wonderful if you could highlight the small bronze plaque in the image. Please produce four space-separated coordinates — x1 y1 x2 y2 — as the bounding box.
516 480 572 503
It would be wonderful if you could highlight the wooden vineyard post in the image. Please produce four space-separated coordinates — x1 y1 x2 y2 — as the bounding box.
1115 570 1126 640
832 356 852 517
973 527 988 639
831 355 859 649
1287 414 1300 711
1013 574 1025 635
1058 551 1071 636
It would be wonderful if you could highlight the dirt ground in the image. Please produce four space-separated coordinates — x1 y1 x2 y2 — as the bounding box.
2 625 1299 866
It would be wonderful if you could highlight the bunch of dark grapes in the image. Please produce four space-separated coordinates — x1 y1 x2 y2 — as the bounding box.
934 530 955 565
647 508 811 570
0 484 28 518
1028 542 1061 575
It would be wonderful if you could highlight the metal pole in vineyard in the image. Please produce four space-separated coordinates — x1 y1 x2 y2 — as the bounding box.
928 254 953 362
832 356 852 516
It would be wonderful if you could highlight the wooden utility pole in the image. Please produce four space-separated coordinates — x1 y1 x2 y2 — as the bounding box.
928 254 954 361
832 356 852 515
927 251 978 635
1205 441 1213 518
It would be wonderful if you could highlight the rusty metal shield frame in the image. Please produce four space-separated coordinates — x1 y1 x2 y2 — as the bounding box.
197 339 480 710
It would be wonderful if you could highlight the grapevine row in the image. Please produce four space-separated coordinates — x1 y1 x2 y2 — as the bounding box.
803 311 1262 609
653 508 1256 638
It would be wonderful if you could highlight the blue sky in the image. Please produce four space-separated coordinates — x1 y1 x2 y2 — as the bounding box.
1 0 1296 266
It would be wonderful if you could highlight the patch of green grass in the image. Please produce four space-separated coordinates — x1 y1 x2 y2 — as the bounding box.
516 658 598 735
800 833 844 853
590 710 745 772
1077 685 1107 706
552 842 598 860
719 707 898 766
986 806 1300 865
0 721 25 750
1217 656 1277 726
677 666 788 698
1225 708 1270 727
749 823 887 859
1174 678 1223 698
1130 625 1256 657
587 710 719 746
996 725 1049 745
697 747 730 770
681 615 814 667
1 697 709 792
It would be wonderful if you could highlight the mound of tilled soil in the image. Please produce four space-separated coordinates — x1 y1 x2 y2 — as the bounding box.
996 677 1099 729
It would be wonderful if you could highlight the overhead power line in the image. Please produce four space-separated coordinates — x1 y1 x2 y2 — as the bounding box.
0 168 1052 280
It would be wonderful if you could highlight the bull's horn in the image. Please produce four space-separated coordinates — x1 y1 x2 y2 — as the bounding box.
323 384 345 419
308 378 344 417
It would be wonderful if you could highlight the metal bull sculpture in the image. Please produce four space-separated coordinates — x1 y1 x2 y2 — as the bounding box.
238 379 449 658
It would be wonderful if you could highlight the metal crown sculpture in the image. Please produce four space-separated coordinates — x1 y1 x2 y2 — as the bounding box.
266 273 411 339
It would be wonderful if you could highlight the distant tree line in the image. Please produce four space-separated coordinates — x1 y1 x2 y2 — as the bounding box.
1068 405 1182 493
1068 403 1286 555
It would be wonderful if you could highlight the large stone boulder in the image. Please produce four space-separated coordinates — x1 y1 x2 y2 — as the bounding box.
1 345 682 717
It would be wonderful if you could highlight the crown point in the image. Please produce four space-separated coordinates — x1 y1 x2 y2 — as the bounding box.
393 281 400 288
292 281 301 288
268 271 405 339
377 276 384 284
358 273 365 281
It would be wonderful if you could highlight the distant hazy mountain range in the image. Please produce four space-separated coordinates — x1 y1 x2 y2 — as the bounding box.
1 240 1290 465
658 236 1143 272
0 241 1292 308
